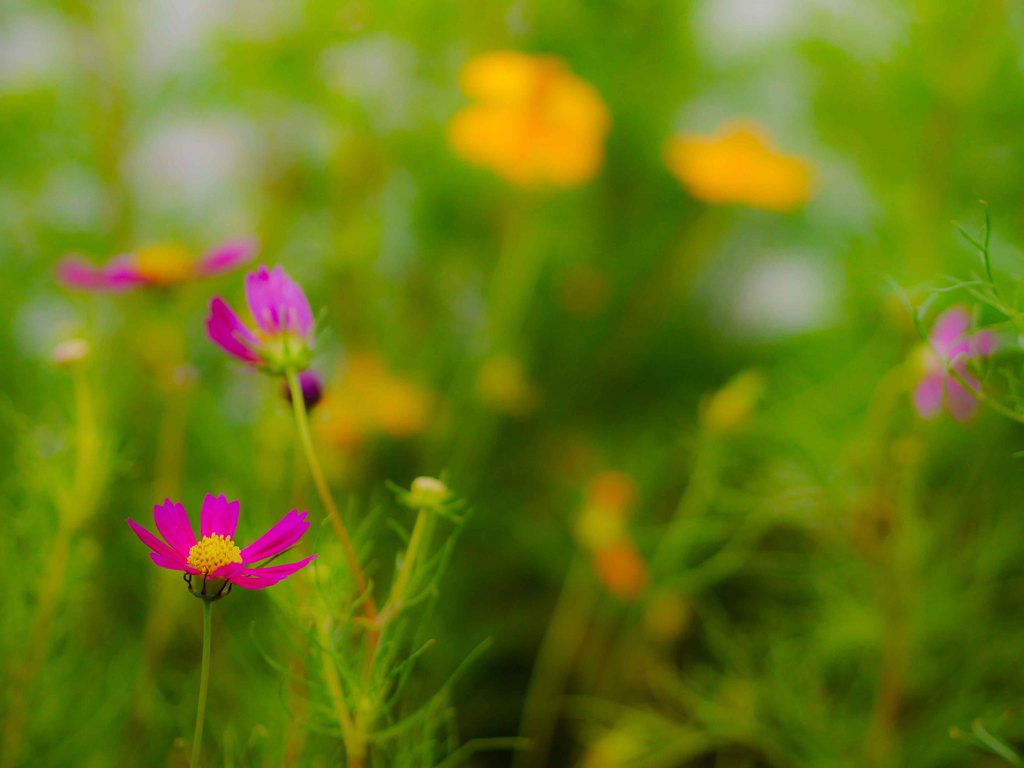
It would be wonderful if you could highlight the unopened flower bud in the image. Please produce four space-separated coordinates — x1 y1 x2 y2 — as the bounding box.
407 476 449 509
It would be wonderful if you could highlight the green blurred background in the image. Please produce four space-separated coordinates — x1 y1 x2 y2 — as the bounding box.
5 0 1024 766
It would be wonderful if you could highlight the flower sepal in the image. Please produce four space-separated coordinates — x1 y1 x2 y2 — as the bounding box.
185 572 233 602
259 338 313 377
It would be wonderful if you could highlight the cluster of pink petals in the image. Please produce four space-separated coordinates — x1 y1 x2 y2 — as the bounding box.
914 306 996 422
127 494 316 590
207 265 315 369
57 240 255 292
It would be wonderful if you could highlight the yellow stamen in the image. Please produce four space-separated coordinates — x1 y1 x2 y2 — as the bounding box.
133 244 195 285
187 534 243 574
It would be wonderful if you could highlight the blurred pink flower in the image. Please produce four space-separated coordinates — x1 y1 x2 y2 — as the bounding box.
128 493 315 601
57 239 255 291
206 264 315 373
914 306 996 422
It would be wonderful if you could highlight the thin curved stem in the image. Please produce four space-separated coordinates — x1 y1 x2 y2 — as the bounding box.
285 367 381 724
190 601 213 768
285 369 377 619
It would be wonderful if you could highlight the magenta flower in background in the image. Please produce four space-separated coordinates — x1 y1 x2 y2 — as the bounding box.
57 239 255 291
128 494 316 601
207 264 315 374
914 306 996 422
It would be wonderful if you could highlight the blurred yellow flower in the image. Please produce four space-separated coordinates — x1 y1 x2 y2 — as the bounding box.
575 471 637 550
449 51 610 188
475 354 541 416
665 121 814 211
700 370 766 435
316 353 433 451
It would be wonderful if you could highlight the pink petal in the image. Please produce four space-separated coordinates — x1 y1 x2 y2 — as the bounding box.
151 551 200 573
200 494 240 538
195 239 257 277
207 297 262 364
930 307 969 355
913 373 944 419
210 561 244 579
946 373 980 422
245 265 314 337
57 255 143 292
239 510 310 563
231 555 317 589
128 519 189 568
970 330 997 357
152 499 196 557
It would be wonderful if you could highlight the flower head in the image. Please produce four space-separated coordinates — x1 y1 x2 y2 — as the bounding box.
128 494 316 601
449 51 610 188
665 121 814 211
207 265 315 374
913 306 996 422
57 239 255 291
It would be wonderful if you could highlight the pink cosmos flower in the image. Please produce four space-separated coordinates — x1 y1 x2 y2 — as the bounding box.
914 306 996 422
206 265 315 373
57 240 255 291
128 494 316 601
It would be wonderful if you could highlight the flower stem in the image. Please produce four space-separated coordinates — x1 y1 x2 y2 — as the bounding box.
284 369 380 680
190 601 213 768
513 554 596 768
384 508 429 617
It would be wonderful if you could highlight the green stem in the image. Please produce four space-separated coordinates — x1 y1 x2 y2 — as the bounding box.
190 601 213 768
285 368 381 712
285 369 376 619
650 435 720 576
385 508 429 616
513 555 596 768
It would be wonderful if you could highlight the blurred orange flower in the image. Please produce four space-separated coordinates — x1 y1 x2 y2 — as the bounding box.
574 471 648 599
593 541 648 599
315 353 433 451
665 121 814 211
449 51 610 188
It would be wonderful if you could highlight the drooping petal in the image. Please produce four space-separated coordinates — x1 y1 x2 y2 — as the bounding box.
946 371 980 422
245 265 314 337
207 297 262 363
195 239 257 277
153 499 197 557
930 307 969 355
200 494 240 538
913 373 944 419
231 555 317 589
57 255 143 292
128 519 189 567
239 510 310 564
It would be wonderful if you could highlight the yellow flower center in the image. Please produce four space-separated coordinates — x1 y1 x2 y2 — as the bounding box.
187 534 243 574
133 244 195 285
